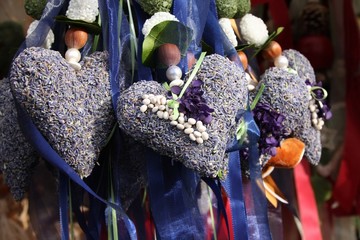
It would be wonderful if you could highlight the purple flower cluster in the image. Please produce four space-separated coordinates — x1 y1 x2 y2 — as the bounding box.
306 80 332 120
253 102 288 156
170 79 214 124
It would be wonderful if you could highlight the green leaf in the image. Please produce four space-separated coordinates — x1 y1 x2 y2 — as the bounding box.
178 52 206 99
235 43 254 51
167 99 180 119
252 27 284 58
55 15 102 35
250 83 265 110
167 99 179 109
162 82 171 91
142 21 193 67
236 119 247 142
171 107 180 120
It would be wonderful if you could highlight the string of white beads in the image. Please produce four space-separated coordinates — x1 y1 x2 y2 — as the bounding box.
139 94 210 144
309 99 324 130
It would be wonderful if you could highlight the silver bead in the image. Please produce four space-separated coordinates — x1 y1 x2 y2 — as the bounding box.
166 65 182 81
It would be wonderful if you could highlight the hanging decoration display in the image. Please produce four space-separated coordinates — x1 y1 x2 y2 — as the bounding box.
0 0 333 239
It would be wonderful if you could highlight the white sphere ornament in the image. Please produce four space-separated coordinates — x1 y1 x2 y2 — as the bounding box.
166 65 182 81
65 48 82 70
274 55 289 69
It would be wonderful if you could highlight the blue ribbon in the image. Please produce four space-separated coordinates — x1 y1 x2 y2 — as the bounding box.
146 149 204 240
202 177 231 238
59 172 69 240
222 150 249 240
98 0 121 112
243 110 272 240
133 2 153 82
203 0 224 55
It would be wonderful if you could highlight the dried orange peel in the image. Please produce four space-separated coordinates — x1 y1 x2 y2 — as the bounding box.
262 138 306 207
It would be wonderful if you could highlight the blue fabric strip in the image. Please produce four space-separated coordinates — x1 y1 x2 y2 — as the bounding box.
243 110 272 240
222 151 249 240
133 2 153 82
203 0 224 55
202 177 231 239
59 172 69 240
146 149 204 240
98 0 121 112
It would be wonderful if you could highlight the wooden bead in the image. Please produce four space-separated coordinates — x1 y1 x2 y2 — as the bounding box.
157 43 181 66
65 28 88 49
237 51 248 70
187 52 196 69
262 41 282 60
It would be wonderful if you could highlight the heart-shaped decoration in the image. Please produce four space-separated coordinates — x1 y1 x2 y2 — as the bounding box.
251 66 321 165
10 47 115 178
0 77 38 200
117 54 248 178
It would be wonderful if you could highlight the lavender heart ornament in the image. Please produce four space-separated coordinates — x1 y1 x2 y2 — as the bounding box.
251 67 321 165
10 47 115 178
117 54 248 178
0 77 38 200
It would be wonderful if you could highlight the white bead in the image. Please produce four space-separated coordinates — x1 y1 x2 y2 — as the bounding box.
309 105 316 112
166 65 182 81
150 96 157 104
140 105 148 112
248 85 255 91
196 121 203 129
163 111 169 120
201 132 209 140
142 98 151 105
159 105 166 111
178 116 185 124
148 104 154 108
274 55 289 69
193 131 202 138
161 96 167 105
179 113 185 117
177 124 185 130
157 111 164 119
184 123 192 128
68 61 81 70
312 118 318 125
184 128 194 134
65 48 82 70
196 137 204 144
142 94 149 99
187 118 196 125
65 48 81 62
169 79 184 88
170 120 178 126
312 112 318 119
197 125 207 133
156 95 163 105
152 106 159 112
245 72 251 83
189 134 196 141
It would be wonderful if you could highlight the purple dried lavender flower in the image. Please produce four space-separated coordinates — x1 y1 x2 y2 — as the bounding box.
170 78 214 124
252 102 288 156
